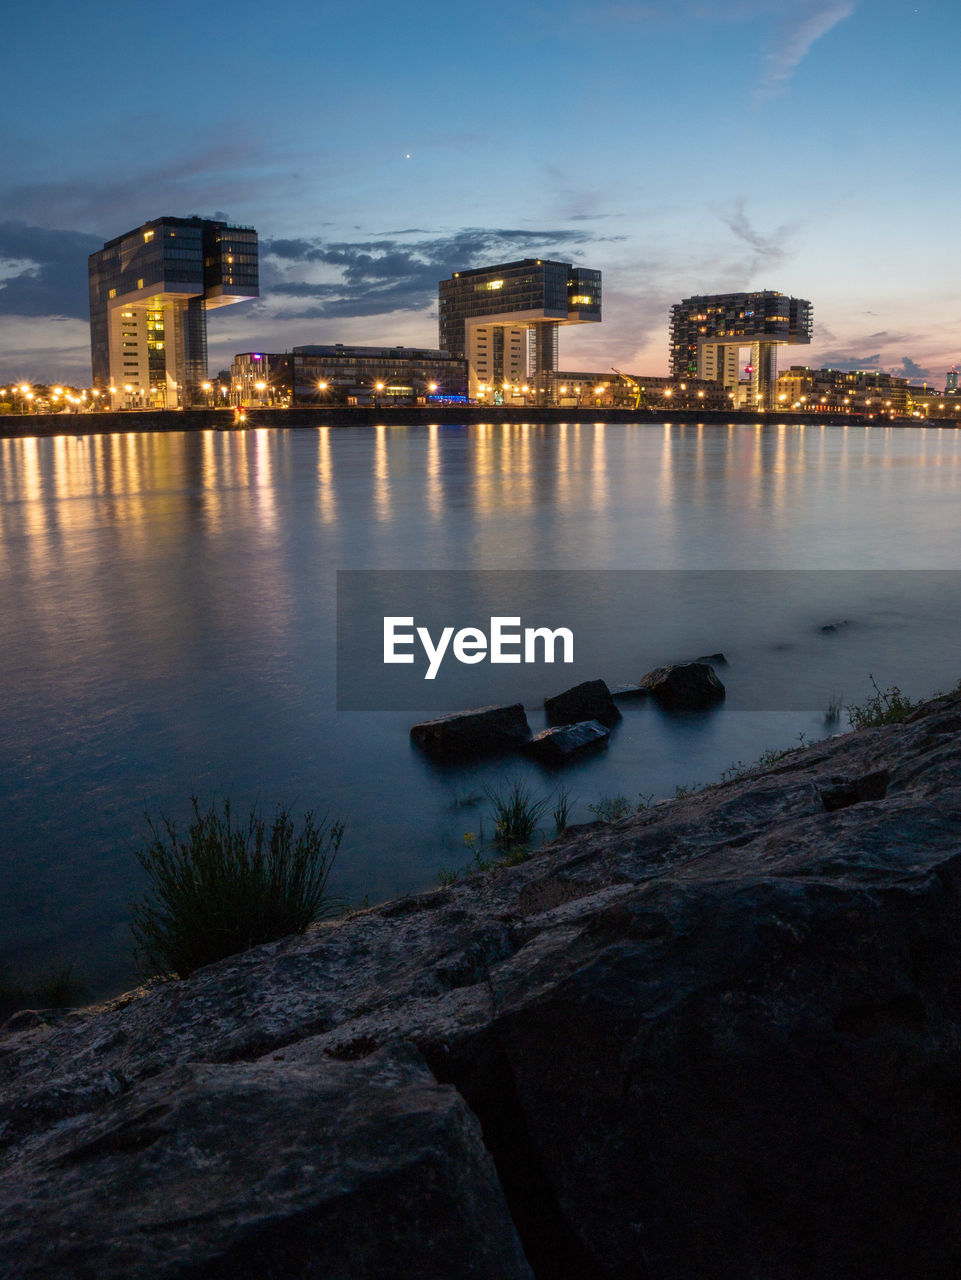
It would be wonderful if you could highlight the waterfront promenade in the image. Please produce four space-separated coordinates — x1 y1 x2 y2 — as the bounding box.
2 404 958 440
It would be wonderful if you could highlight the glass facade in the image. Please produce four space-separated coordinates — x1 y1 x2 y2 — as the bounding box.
88 216 258 408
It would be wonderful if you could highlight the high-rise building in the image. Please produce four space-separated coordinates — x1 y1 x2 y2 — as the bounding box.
946 368 959 395
89 216 258 409
438 259 601 403
670 291 812 409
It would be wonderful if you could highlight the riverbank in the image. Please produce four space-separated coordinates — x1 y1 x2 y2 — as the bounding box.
3 691 961 1277
2 403 958 440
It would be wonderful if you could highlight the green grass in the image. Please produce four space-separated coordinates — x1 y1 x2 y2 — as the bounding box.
486 780 549 852
552 786 574 835
132 797 344 979
847 675 923 729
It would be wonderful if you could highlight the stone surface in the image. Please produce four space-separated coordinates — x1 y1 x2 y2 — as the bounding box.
610 682 648 700
410 703 530 757
0 1041 532 1280
639 660 726 710
6 695 961 1277
694 650 727 665
544 679 621 728
525 719 610 764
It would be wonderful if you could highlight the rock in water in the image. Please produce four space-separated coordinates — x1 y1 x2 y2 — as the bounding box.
410 703 530 757
525 719 610 763
639 660 725 710
545 679 621 728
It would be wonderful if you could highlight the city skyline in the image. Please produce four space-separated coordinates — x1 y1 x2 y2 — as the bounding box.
1 0 957 386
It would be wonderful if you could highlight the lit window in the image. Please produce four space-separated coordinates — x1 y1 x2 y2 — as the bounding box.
144 230 154 243
108 288 116 298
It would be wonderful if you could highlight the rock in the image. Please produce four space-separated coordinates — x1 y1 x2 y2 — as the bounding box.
0 1042 533 1280
695 651 728 666
639 660 726 710
610 682 648 700
0 1009 46 1036
525 719 610 764
819 768 890 811
410 704 530 757
6 693 961 1277
820 620 851 633
544 679 621 728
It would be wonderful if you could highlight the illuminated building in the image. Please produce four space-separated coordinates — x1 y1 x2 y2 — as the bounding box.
670 291 812 409
946 368 959 395
290 345 466 403
438 259 601 403
230 353 292 405
776 366 909 415
89 216 258 409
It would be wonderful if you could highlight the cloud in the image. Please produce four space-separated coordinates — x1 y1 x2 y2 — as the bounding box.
811 350 882 370
898 356 937 383
585 1 856 95
718 199 796 268
0 222 104 319
262 227 606 320
0 143 264 233
758 2 856 97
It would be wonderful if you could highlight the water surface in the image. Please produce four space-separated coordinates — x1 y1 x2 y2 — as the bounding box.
1 421 959 994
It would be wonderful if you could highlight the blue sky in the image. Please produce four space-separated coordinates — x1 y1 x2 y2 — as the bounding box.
1 0 957 386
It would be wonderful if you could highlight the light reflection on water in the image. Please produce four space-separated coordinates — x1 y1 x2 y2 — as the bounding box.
1 421 961 996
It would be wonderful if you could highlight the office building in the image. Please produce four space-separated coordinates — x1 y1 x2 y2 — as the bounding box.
290 345 467 402
670 291 812 409
438 259 601 403
89 216 258 409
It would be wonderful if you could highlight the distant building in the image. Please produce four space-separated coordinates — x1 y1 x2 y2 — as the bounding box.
89 216 258 409
670 291 812 409
231 353 292 405
776 366 910 415
946 368 959 395
288 345 466 403
438 259 601 403
556 371 727 410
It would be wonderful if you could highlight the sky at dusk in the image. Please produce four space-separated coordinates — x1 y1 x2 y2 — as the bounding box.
1 0 956 386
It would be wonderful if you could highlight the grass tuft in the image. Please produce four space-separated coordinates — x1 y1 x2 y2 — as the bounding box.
847 675 923 729
131 796 344 979
486 781 549 852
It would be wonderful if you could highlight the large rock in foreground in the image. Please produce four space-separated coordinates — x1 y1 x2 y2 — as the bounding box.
0 1043 532 1279
640 659 726 709
6 694 961 1278
410 703 530 757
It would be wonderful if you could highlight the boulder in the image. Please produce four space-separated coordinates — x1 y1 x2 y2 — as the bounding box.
0 1042 533 1280
639 660 725 710
410 704 530 757
545 679 621 728
525 719 610 764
